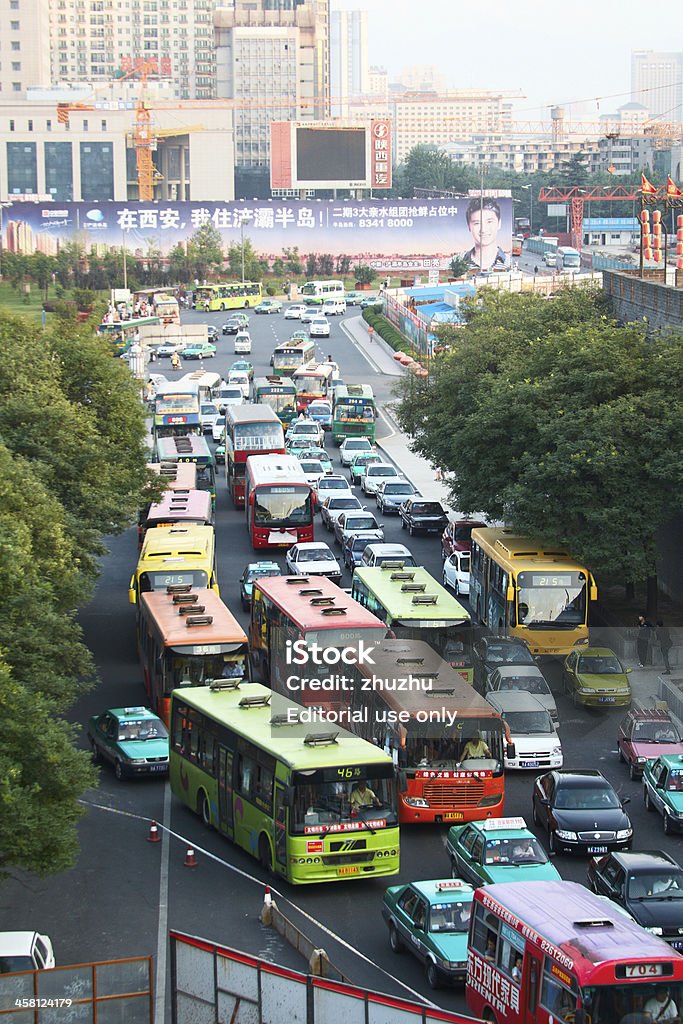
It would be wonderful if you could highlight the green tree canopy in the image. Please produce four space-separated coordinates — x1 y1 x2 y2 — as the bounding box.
188 222 225 279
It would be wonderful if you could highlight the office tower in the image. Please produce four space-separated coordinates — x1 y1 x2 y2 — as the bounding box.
330 9 368 117
631 50 683 121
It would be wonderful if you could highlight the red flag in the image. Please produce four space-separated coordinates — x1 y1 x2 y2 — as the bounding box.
667 175 683 199
641 172 658 196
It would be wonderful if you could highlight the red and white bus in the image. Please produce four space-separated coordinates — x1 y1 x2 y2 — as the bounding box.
138 488 213 550
347 640 508 824
292 362 337 413
224 404 286 508
248 575 387 701
467 880 683 1024
244 454 314 549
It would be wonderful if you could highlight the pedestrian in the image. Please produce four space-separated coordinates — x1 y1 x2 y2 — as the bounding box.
656 620 673 675
636 613 653 668
534 265 539 275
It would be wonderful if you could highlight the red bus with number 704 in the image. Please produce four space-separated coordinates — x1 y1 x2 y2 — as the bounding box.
467 880 683 1024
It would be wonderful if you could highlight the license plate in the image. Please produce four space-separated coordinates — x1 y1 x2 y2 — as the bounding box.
599 696 616 703
521 761 540 768
444 812 464 820
338 865 359 876
150 764 167 773
672 941 683 950
588 846 608 854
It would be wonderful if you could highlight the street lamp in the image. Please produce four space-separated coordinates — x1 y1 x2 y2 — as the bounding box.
520 184 533 234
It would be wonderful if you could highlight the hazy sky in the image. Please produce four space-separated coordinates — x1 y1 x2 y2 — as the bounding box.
331 0 683 121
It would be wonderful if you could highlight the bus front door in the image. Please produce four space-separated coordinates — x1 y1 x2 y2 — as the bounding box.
217 746 235 838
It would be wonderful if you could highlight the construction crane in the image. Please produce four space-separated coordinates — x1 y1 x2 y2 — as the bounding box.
537 185 652 250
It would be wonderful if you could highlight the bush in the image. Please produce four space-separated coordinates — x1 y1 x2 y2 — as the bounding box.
362 308 414 353
265 284 277 296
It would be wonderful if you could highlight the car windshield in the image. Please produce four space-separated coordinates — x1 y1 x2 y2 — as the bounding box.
298 549 335 562
248 568 280 581
117 719 167 741
330 498 360 509
352 536 374 552
385 483 413 494
498 676 550 695
486 644 535 666
412 503 444 514
368 467 396 477
484 836 548 866
346 516 376 529
0 955 34 973
346 441 371 450
429 901 472 933
310 404 331 414
503 711 554 735
627 872 683 899
577 656 623 674
633 722 680 743
555 785 620 810
321 479 348 490
300 462 324 473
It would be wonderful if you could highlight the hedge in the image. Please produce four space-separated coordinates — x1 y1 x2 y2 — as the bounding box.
361 307 414 354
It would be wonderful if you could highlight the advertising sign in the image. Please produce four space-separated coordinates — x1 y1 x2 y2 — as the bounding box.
2 196 513 272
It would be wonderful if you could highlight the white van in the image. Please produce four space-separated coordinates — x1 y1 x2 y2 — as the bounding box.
322 297 347 316
234 330 252 354
486 692 563 771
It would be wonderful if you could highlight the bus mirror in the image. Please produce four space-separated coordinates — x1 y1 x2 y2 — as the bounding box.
506 742 516 760
590 582 598 601
128 577 137 605
506 585 515 602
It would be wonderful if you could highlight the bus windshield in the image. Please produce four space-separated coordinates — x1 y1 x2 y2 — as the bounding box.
170 649 246 690
402 717 505 771
254 487 312 526
516 570 587 628
583 982 683 1024
290 763 398 834
233 422 285 446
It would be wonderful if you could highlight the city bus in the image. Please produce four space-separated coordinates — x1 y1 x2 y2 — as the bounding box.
253 376 298 426
511 236 524 257
154 434 216 507
346 641 508 824
139 462 197 547
224 404 286 508
300 280 345 305
248 574 387 699
556 246 581 269
331 384 376 445
133 289 180 324
98 316 161 354
169 680 400 883
129 524 219 605
180 370 222 407
351 566 473 683
292 362 337 412
272 339 316 378
467 880 683 1024
153 382 202 443
137 588 247 724
194 282 262 311
138 488 214 550
244 454 314 549
469 527 597 656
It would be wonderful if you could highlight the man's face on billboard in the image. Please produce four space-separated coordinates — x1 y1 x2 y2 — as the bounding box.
468 208 500 247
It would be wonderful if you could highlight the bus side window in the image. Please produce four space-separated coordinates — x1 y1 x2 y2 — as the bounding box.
472 904 500 962
238 754 255 800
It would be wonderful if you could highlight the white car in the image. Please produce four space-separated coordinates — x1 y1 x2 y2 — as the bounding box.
543 251 557 267
442 550 471 597
309 316 331 338
228 371 250 398
298 458 327 487
212 415 226 443
362 462 400 496
284 304 307 320
218 385 244 410
286 419 325 446
0 931 55 973
316 475 352 506
486 664 558 724
320 494 364 531
285 541 342 583
339 437 375 467
200 402 221 433
486 692 563 771
322 298 347 315
234 331 252 354
300 307 318 323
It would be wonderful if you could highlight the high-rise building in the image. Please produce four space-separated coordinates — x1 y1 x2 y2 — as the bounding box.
390 91 513 164
329 10 368 117
631 50 683 122
0 0 51 97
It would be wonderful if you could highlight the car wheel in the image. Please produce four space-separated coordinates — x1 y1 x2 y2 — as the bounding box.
409 524 415 536
426 960 441 990
443 573 449 589
401 518 406 530
618 743 625 763
644 787 654 812
389 923 403 954
114 759 124 781
89 738 101 764
548 827 556 854
453 580 459 596
450 857 459 879
200 792 212 829
664 812 674 835
241 599 250 612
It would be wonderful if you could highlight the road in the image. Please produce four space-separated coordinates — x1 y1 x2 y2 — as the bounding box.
2 302 678 1020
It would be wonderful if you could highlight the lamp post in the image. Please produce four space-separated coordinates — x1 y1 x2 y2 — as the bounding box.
239 212 251 284
122 229 128 291
521 184 533 235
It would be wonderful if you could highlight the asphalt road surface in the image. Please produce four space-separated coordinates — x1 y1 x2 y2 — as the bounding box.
2 303 678 1021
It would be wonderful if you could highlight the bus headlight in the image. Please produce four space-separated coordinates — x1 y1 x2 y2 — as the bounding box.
556 830 577 840
404 796 429 808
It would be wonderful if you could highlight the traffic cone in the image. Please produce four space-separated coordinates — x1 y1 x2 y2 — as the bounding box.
184 847 198 868
147 821 161 844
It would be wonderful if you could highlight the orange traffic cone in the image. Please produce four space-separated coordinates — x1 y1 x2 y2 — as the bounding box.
184 847 198 868
147 821 161 844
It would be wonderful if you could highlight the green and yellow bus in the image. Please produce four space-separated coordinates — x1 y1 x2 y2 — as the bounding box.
331 384 376 445
253 376 297 425
154 434 216 508
271 339 315 378
194 282 262 312
351 565 473 683
469 527 597 656
169 681 400 884
97 316 161 354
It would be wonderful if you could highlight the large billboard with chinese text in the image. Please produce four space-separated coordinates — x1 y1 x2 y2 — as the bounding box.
270 119 392 190
1 196 512 272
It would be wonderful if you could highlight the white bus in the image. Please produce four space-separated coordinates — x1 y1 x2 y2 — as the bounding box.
300 280 345 305
556 246 581 269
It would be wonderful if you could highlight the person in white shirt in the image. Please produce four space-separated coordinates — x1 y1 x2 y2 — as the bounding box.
644 987 679 1022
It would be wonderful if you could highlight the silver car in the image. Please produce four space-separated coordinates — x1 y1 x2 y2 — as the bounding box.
320 494 364 531
333 510 384 547
486 665 558 723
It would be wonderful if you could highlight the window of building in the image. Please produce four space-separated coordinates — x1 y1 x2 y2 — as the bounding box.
7 140 37 192
27 119 33 130
45 141 73 200
10 0 19 8
10 20 19 29
11 41 20 50
9 120 15 132
80 141 113 199
101 119 107 131
12 82 21 92
12 62 21 71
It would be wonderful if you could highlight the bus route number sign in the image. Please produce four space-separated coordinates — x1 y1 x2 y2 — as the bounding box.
623 964 665 978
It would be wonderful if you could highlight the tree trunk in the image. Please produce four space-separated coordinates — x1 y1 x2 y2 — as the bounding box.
646 575 658 619
625 581 635 602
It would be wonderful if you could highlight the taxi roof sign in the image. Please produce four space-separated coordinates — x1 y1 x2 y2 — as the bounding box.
435 880 472 892
480 817 527 832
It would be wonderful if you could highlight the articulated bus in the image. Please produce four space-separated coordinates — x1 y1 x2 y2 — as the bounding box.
194 282 262 311
248 574 387 701
169 680 400 883
351 566 473 683
154 434 216 508
272 340 316 378
467 880 683 1024
300 280 345 305
346 640 507 825
138 488 213 550
98 316 161 354
331 384 376 445
469 527 596 656
153 382 202 443
244 454 314 549
137 588 247 724
129 525 219 606
292 362 338 412
253 376 297 426
224 404 286 507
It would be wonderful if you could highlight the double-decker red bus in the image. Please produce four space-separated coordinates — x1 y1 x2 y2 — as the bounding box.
292 362 337 413
137 587 248 724
244 454 315 549
224 404 285 508
346 640 508 825
138 488 213 550
248 575 387 700
467 880 683 1024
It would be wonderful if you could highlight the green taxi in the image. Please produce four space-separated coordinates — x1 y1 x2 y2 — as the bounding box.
349 451 383 485
382 878 473 988
446 816 561 886
643 754 683 834
290 330 308 342
562 646 631 707
87 706 169 779
230 359 254 381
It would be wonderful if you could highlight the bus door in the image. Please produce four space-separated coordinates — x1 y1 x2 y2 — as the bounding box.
217 746 235 838
523 949 541 1022
274 784 288 869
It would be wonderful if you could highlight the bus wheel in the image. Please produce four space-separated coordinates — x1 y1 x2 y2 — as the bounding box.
258 835 273 874
426 960 440 990
244 301 250 308
199 791 212 829
220 303 226 311
388 923 403 954
482 1011 498 1024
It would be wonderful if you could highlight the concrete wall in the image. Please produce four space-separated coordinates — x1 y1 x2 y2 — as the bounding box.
602 269 683 336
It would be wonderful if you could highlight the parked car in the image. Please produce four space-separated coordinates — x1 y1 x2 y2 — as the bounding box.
441 519 486 558
200 402 221 433
643 755 683 833
218 385 245 411
239 561 281 611
320 494 364 531
360 543 416 568
472 635 535 693
222 315 248 334
349 451 383 485
234 330 252 354
227 370 250 398
309 315 331 337
447 816 560 887
487 692 562 771
285 541 342 583
254 299 282 315
183 341 216 360
485 664 558 723
314 475 351 507
362 462 400 496
230 359 254 380
563 647 631 708
399 498 449 536
376 478 418 514
212 415 226 443
0 932 55 974
333 510 383 547
618 708 683 780
342 532 379 571
339 437 375 467
284 304 307 319
382 879 473 989
587 850 683 949
442 551 471 597
532 769 633 855
87 706 169 779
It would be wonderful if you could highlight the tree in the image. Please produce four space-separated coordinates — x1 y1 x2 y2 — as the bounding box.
448 255 470 279
353 263 375 286
394 288 683 596
317 254 334 277
396 144 457 195
168 242 191 284
282 247 304 276
27 253 57 300
305 253 319 277
188 222 224 280
335 254 352 276
226 238 266 282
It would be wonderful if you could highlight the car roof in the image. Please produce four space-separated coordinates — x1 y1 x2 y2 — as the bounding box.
552 770 610 786
246 560 280 571
487 692 547 712
576 647 620 657
366 462 395 471
364 544 411 555
606 850 680 870
0 932 41 956
409 879 474 903
294 542 331 551
493 665 545 678
484 636 530 648
457 816 534 841
625 708 674 723
653 754 683 768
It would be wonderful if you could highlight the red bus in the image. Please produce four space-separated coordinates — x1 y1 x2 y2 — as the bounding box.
244 454 315 550
511 236 524 257
292 362 337 413
138 488 213 550
224 404 285 508
137 587 248 724
248 575 387 701
467 880 683 1024
346 640 508 824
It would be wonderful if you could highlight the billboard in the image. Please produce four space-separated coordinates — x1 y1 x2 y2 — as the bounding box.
1 196 513 272
270 119 392 190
